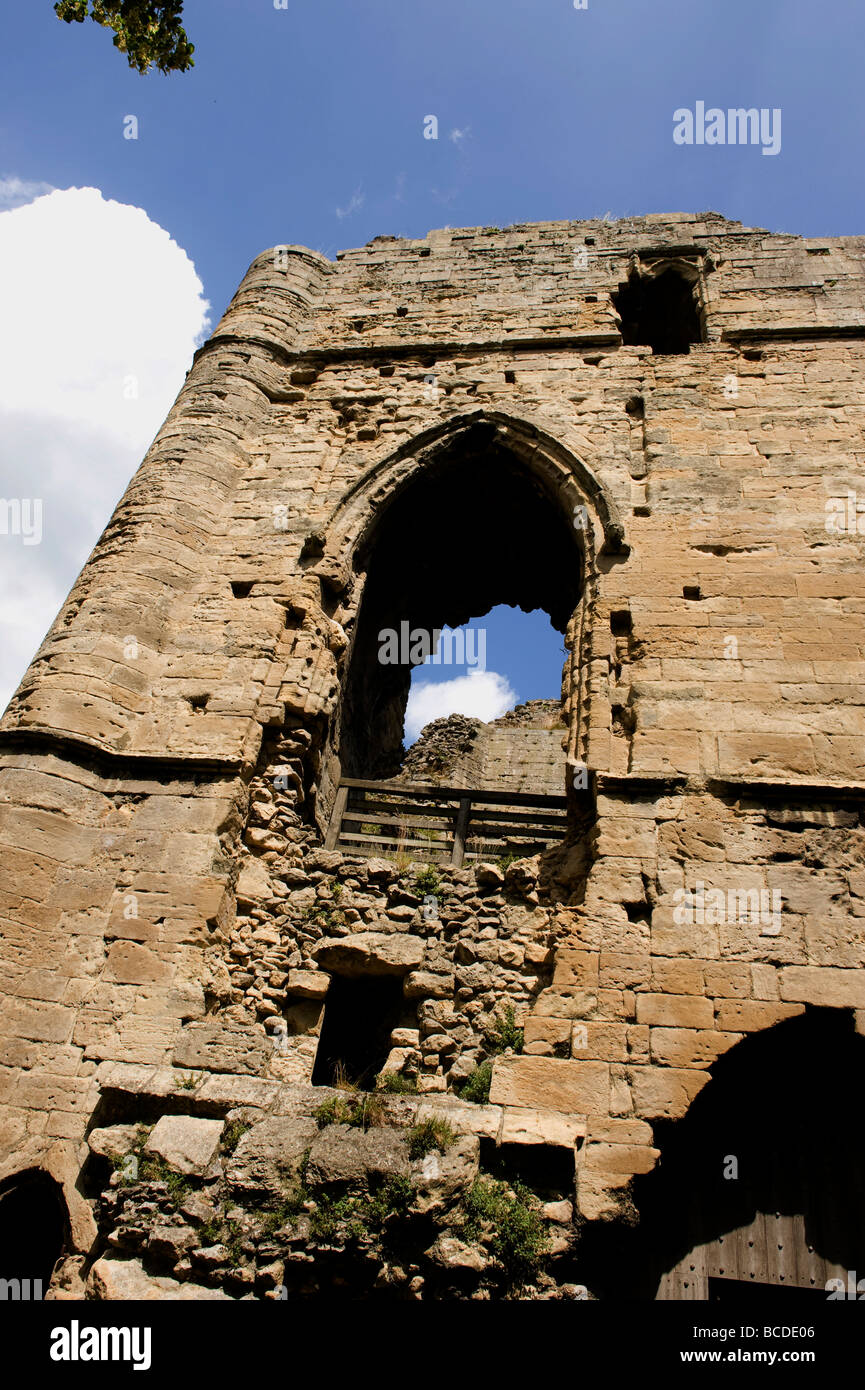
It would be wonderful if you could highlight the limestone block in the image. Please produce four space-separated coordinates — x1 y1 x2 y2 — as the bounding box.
533 987 598 1018
576 1140 660 1222
489 1057 610 1114
552 949 600 989
106 942 171 986
235 857 272 906
306 1125 410 1187
87 1256 237 1300
649 958 704 995
404 970 454 998
628 1065 710 1119
714 1000 805 1032
314 932 423 975
87 1124 143 1161
415 1099 502 1140
778 966 865 1010
599 952 651 989
173 1021 270 1075
286 969 330 999
704 962 752 998
572 1021 648 1063
144 1115 224 1176
410 1134 479 1216
649 1027 744 1069
226 1115 318 1198
635 993 714 1029
499 1107 585 1148
523 1016 571 1055
425 1236 487 1273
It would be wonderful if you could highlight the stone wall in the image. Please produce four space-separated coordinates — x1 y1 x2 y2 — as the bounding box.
1 212 864 1299
399 702 566 796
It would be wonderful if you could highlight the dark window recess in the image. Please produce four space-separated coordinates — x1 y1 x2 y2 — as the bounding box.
683 585 702 601
613 267 703 355
625 902 651 925
311 975 408 1088
505 371 516 384
231 581 253 598
0 1170 67 1289
478 1138 576 1200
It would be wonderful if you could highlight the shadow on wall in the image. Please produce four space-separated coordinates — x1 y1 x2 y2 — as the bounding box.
578 1008 865 1299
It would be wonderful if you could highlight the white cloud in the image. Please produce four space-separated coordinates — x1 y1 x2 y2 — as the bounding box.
336 188 365 219
0 176 55 211
404 670 517 743
448 127 470 145
0 185 210 713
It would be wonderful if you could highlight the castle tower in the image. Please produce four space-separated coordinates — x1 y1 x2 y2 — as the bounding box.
2 214 864 1299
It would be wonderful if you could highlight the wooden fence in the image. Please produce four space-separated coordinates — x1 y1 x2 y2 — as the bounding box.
324 777 568 867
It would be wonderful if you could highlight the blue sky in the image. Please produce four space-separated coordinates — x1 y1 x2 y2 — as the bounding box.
1 0 863 727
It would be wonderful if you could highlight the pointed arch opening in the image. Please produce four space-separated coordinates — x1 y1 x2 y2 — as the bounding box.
0 1168 69 1293
332 418 586 783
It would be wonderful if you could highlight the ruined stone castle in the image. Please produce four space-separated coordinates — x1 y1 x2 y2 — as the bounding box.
1 212 864 1301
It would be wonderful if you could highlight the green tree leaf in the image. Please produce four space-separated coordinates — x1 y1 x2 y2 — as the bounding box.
54 1 194 74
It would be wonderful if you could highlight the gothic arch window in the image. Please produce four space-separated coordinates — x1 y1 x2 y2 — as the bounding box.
333 420 585 781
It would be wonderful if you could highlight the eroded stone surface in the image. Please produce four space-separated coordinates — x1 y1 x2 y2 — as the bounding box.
1 213 864 1299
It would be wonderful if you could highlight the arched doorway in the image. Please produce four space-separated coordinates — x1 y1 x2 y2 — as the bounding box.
627 1010 865 1300
0 1168 69 1294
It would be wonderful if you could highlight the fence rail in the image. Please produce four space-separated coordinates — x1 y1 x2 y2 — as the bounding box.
325 777 568 867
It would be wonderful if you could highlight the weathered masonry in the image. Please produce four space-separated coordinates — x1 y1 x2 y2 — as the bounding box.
1 213 865 1301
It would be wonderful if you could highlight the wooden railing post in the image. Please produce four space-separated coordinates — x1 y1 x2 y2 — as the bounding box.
324 783 349 851
450 797 472 868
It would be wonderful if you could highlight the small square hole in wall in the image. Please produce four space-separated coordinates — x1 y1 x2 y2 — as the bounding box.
478 1138 575 1200
379 365 395 377
396 306 408 317
419 247 431 258
231 581 254 598
586 295 598 303
188 694 209 714
505 371 516 384
311 974 413 1088
585 237 596 246
610 609 632 636
613 266 703 355
683 585 702 601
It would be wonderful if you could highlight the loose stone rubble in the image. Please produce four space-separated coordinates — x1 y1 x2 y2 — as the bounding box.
1 213 864 1299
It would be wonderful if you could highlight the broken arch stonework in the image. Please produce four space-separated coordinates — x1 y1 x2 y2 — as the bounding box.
1 212 865 1298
